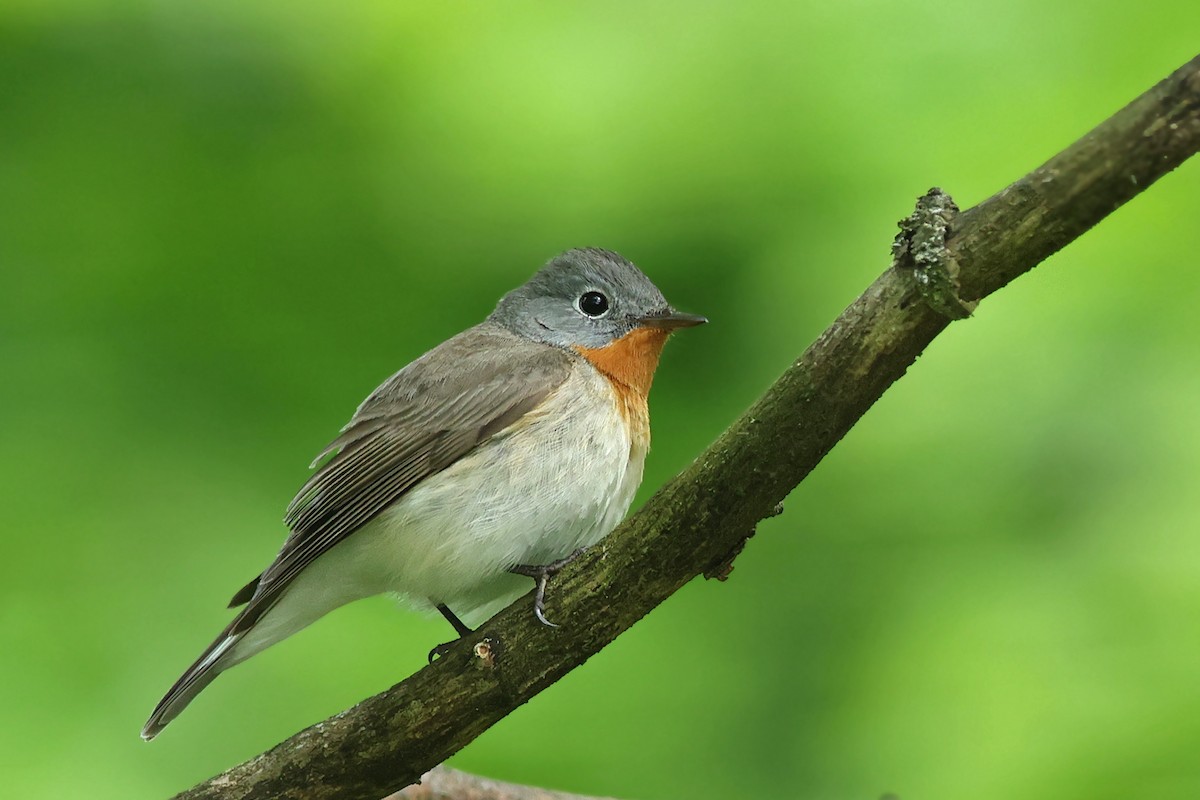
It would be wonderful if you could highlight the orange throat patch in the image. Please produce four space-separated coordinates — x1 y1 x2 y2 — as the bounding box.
574 327 671 439
574 326 671 398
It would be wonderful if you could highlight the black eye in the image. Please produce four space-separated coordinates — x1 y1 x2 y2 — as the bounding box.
577 291 609 318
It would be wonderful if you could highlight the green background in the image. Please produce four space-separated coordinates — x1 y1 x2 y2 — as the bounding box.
3 2 1199 798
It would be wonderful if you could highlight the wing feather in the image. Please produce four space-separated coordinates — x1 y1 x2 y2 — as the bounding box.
231 323 574 633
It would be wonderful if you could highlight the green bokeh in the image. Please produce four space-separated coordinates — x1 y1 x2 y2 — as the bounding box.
3 2 1199 798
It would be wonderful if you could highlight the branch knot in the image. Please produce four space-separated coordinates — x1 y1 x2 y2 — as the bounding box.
892 188 975 319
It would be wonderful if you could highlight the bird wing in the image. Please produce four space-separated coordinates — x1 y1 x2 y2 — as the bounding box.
227 322 575 634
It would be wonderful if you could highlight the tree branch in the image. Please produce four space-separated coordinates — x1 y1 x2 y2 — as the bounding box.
383 766 618 800
172 54 1200 800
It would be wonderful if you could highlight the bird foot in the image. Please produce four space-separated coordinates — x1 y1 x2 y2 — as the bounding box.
428 602 474 663
508 547 588 627
428 639 459 664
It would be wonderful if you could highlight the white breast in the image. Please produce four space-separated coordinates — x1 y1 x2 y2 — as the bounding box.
297 360 648 625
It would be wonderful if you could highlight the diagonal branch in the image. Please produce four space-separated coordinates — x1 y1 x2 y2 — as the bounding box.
172 54 1200 800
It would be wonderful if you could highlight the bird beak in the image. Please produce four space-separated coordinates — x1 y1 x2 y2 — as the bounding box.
636 309 708 330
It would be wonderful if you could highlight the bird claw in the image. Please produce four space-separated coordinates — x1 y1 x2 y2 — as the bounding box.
428 639 458 664
429 603 474 663
510 547 587 628
530 572 559 628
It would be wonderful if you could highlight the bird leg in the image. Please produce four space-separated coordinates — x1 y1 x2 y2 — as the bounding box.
428 603 474 663
509 547 588 628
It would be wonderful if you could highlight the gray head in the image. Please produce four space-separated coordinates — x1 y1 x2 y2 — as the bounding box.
489 248 706 349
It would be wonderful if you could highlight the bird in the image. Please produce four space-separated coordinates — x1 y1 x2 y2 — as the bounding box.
141 247 706 740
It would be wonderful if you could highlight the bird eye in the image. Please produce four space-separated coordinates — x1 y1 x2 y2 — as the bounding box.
577 291 610 318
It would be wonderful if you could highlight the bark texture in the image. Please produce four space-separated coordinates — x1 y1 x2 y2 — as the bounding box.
171 54 1200 800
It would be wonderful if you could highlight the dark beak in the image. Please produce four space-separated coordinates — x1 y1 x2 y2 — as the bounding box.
637 309 708 330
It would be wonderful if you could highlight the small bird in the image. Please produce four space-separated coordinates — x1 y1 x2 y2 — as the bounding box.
142 247 705 740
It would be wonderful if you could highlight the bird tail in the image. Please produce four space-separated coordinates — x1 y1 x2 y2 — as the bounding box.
143 561 363 739
141 621 244 741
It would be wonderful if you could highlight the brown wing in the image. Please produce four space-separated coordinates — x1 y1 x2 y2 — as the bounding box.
228 322 574 632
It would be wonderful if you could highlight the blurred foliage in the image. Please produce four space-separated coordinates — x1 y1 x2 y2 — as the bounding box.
2 2 1199 798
